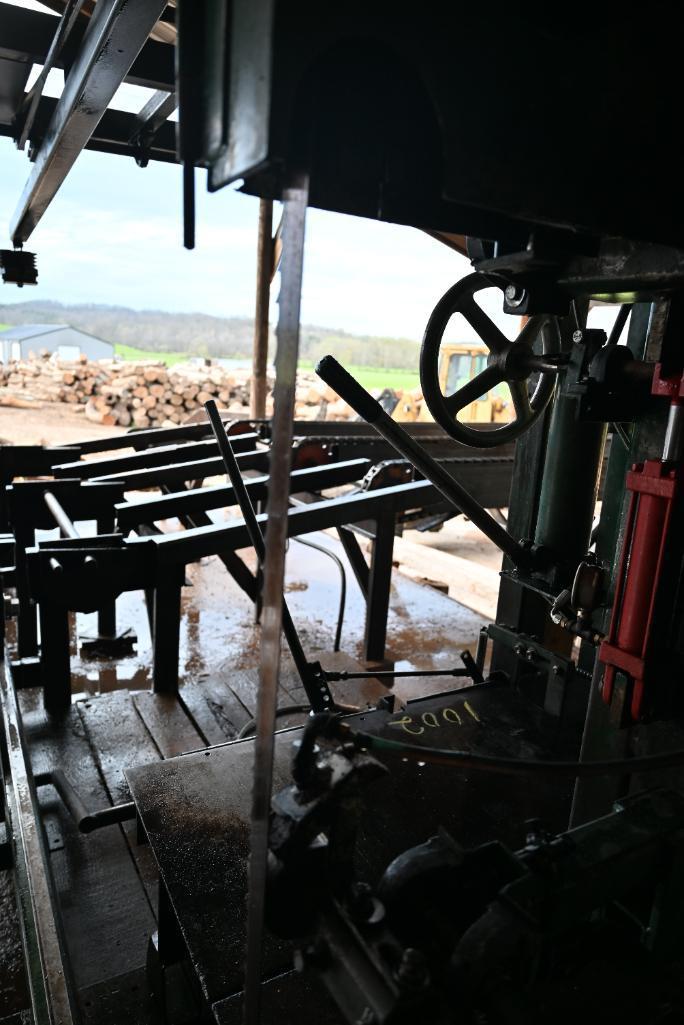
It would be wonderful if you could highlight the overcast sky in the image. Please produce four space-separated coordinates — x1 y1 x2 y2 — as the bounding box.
0 134 481 341
1 0 619 343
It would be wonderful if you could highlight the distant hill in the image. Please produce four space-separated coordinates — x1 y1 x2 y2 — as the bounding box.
0 300 421 370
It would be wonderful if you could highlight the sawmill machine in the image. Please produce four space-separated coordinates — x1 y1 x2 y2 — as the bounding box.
170 5 684 1021
3 2 684 1023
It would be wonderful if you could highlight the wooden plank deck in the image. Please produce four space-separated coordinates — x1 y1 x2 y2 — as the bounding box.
8 522 490 1023
11 659 386 1022
18 690 157 995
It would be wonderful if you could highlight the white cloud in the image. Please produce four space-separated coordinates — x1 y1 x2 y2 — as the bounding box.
1 137 624 345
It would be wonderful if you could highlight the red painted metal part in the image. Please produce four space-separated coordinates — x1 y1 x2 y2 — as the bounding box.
599 461 678 718
600 365 684 720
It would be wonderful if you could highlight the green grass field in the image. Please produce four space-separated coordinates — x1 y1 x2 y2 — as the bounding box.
114 343 190 366
114 345 419 391
298 361 419 392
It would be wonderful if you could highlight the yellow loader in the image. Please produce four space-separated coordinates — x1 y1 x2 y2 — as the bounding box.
390 343 511 424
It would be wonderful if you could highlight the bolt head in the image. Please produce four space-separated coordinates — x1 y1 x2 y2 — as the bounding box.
505 284 526 308
573 329 584 344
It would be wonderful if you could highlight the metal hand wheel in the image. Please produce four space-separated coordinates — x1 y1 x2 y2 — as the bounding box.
419 273 564 447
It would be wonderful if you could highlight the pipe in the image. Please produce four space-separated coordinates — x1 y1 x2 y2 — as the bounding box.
251 198 273 419
35 769 136 833
43 491 79 539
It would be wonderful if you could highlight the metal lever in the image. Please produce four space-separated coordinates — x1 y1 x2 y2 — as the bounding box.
204 400 335 712
44 490 79 539
315 356 535 570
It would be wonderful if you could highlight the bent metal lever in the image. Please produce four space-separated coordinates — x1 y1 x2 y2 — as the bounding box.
315 356 536 571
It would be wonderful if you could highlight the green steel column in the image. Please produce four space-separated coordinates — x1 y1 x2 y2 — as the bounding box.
534 389 608 575
534 304 607 579
570 302 654 827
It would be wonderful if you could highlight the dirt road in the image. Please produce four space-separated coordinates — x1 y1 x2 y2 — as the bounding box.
0 401 126 447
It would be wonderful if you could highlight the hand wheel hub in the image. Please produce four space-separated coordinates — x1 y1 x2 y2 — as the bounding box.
419 273 562 448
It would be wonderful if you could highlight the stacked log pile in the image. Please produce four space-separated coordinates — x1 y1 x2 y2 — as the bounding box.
0 353 356 424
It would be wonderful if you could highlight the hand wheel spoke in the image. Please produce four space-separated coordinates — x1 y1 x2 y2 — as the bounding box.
460 296 511 354
510 379 532 422
514 314 548 350
445 364 503 415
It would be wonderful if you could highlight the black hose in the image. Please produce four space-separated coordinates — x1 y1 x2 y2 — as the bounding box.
237 701 360 740
357 732 684 778
292 536 346 651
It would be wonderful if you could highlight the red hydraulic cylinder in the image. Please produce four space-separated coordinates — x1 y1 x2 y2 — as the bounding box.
599 365 684 720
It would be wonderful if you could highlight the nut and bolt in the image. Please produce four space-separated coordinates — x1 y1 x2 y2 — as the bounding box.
293 939 329 972
514 643 525 657
573 329 584 344
395 948 428 991
525 647 536 661
505 284 526 308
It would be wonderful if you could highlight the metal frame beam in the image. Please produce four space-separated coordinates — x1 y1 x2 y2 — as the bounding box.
0 2 174 92
1 97 178 164
10 0 168 245
129 87 176 156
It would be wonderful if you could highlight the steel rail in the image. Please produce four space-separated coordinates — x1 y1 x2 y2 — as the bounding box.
1 656 77 1024
115 457 370 530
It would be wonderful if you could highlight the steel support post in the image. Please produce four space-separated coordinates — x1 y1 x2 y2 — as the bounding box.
251 198 273 419
244 174 309 1025
96 514 116 638
14 523 38 657
336 526 370 597
151 568 183 695
364 514 395 661
39 602 71 716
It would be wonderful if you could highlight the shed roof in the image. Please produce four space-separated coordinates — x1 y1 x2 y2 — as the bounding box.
0 323 67 340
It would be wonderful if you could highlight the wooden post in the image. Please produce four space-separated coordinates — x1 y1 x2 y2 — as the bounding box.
251 198 273 419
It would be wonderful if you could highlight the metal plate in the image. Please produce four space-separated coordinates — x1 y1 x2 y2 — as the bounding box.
127 683 575 1006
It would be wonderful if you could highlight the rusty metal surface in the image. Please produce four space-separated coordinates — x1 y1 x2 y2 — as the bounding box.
127 684 574 1008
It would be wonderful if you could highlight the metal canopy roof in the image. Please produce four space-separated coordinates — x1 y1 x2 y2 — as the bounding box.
0 0 178 247
0 323 66 340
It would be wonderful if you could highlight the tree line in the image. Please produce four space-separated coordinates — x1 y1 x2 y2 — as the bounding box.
0 300 420 370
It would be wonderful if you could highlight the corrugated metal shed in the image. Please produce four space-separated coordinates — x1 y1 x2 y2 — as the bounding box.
0 324 113 362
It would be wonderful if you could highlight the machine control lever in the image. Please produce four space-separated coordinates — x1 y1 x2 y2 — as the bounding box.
315 356 536 571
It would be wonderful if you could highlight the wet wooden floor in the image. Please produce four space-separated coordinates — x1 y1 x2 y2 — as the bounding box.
1 530 488 1023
